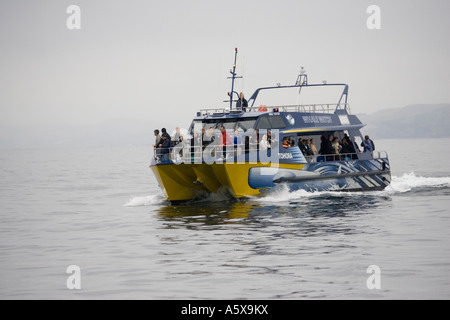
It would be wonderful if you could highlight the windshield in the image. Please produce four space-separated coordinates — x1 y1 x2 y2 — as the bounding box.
189 118 257 134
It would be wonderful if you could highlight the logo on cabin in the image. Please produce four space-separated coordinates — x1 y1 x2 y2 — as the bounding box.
278 153 293 160
285 114 295 125
302 115 332 124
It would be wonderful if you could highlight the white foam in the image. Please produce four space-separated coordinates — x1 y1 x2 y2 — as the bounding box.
250 184 318 204
252 172 450 203
124 194 165 207
129 173 450 206
384 172 450 194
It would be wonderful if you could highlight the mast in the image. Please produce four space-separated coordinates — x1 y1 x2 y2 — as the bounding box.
227 48 242 110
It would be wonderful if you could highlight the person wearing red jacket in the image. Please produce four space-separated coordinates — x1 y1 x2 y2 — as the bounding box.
219 126 231 158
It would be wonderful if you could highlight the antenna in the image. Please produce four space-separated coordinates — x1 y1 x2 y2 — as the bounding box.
295 67 308 107
296 67 308 86
226 48 242 110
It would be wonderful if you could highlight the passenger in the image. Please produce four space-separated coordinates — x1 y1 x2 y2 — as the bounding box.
298 138 307 155
340 137 351 154
304 139 314 156
244 135 250 153
282 137 291 148
200 128 206 149
172 127 184 147
319 134 334 155
236 92 248 111
205 127 215 144
343 137 354 153
309 138 318 155
161 128 171 146
368 135 375 151
268 131 276 147
319 135 326 155
344 133 350 144
153 129 161 150
153 129 162 161
260 131 268 151
332 137 341 154
290 136 296 147
233 129 242 155
192 131 199 144
219 126 231 145
260 130 274 150
219 126 231 158
160 134 171 162
346 137 357 159
362 135 374 152
250 129 259 152
340 138 352 158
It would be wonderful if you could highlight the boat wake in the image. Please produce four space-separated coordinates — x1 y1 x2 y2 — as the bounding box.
252 172 450 204
125 173 450 207
384 172 450 194
124 194 166 207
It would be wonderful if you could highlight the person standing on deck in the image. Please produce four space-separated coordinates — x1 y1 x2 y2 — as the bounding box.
236 92 248 111
153 129 162 161
363 135 374 153
219 126 231 158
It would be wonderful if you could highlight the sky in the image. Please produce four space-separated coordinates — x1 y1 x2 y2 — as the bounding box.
1 0 449 134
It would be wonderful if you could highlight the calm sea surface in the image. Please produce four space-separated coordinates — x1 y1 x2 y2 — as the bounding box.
1 138 450 299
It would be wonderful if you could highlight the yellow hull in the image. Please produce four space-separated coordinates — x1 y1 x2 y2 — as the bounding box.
150 162 304 202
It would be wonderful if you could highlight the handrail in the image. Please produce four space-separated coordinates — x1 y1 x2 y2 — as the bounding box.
153 142 262 164
198 108 228 116
305 151 389 163
372 150 389 159
153 145 388 164
247 103 350 114
198 103 350 116
304 153 358 163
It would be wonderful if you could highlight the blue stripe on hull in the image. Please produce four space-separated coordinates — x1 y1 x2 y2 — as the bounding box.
248 159 391 192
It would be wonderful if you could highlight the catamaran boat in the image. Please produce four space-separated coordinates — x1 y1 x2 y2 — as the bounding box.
150 49 391 203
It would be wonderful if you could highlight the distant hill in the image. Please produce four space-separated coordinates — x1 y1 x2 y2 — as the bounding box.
358 104 450 139
1 104 449 148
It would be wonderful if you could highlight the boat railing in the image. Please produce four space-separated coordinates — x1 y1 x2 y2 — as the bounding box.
305 153 358 163
247 103 350 114
153 144 388 164
372 150 389 159
198 108 229 116
153 142 262 164
198 103 350 116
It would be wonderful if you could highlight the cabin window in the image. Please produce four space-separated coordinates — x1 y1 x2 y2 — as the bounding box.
193 117 258 132
236 119 256 131
269 115 287 128
255 115 287 129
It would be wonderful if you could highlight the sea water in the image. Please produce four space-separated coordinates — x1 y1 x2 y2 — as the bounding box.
1 138 449 299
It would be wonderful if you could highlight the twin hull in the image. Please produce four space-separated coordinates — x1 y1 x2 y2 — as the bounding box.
150 158 391 202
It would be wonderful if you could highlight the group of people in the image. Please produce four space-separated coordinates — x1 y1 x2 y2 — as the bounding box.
318 134 359 159
299 138 318 156
213 127 276 157
153 126 190 162
280 133 376 161
153 126 279 162
281 136 317 155
318 134 375 160
154 125 375 163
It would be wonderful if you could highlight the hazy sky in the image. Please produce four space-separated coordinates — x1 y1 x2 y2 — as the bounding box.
1 0 449 131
